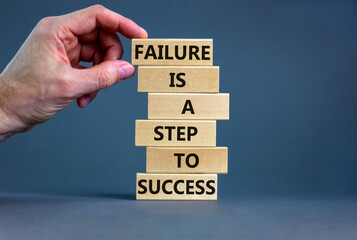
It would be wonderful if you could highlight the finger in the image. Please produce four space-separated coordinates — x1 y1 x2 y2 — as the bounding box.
80 31 122 63
78 43 104 64
64 5 148 39
99 29 123 61
76 30 122 107
80 43 100 62
70 60 135 96
67 43 81 67
77 64 87 69
79 29 99 43
77 91 98 108
92 46 104 65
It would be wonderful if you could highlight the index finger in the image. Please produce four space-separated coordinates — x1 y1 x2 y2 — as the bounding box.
64 5 148 39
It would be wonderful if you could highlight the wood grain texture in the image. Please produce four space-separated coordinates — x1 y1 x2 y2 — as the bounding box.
137 66 219 92
148 93 229 120
132 39 213 66
136 173 217 200
146 147 228 174
135 120 216 147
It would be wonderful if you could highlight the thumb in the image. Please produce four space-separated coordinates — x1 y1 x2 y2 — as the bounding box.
72 60 135 96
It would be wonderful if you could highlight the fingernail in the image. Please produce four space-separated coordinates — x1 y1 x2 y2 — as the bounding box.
119 64 135 80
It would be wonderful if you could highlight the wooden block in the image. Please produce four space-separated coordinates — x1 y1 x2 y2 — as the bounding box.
132 39 213 66
148 93 229 120
135 120 216 147
136 173 217 200
146 147 228 174
137 66 219 93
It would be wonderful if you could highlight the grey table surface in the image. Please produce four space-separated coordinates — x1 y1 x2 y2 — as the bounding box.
0 193 356 240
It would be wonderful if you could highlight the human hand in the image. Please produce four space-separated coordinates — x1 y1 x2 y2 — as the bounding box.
0 5 147 141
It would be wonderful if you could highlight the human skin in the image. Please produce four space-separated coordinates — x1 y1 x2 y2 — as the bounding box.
0 5 148 142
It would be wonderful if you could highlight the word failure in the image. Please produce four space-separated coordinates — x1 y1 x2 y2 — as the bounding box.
132 39 213 65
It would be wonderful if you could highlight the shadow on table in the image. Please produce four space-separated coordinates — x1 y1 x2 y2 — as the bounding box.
73 193 136 200
0 192 136 204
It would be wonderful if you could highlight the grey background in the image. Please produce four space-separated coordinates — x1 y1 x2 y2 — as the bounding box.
0 0 357 198
1 1 357 239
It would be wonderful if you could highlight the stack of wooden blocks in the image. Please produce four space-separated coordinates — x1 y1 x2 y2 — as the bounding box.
132 39 229 200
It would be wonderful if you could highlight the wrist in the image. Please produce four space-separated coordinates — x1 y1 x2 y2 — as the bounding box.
0 105 14 142
0 73 20 142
